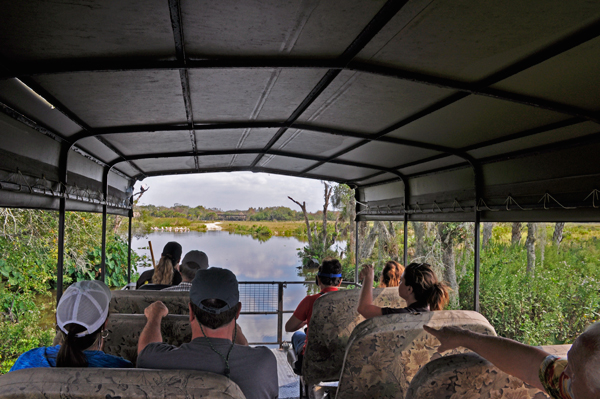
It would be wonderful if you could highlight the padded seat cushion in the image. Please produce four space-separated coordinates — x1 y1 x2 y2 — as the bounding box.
336 310 496 399
110 290 190 315
302 287 406 386
406 352 553 399
0 368 246 399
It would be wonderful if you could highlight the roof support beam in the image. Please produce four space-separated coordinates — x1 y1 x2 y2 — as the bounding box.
250 0 410 168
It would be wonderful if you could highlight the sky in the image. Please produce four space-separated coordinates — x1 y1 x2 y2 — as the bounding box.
133 172 332 212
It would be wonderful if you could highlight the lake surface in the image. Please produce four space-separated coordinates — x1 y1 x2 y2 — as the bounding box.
132 231 317 346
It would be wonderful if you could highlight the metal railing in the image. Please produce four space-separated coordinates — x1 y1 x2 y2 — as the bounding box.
238 280 359 346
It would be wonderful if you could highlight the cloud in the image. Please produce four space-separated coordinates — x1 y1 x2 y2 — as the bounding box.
135 172 332 212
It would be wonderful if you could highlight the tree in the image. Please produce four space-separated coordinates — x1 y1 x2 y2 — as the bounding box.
525 223 536 276
482 222 493 250
436 222 463 307
288 197 312 247
553 222 565 247
412 222 426 259
511 223 522 245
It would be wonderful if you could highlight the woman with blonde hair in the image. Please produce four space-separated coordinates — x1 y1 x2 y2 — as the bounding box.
379 260 404 288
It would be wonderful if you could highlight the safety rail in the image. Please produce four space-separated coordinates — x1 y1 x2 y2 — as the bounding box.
238 281 359 346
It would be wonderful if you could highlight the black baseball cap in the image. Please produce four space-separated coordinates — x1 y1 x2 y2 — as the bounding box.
190 268 239 314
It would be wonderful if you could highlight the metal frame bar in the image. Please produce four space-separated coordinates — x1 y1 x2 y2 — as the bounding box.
127 199 133 284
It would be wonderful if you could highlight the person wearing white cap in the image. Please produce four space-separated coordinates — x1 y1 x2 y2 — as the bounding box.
10 280 132 371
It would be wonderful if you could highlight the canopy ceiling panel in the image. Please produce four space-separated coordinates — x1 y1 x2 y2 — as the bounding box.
296 71 456 133
337 141 441 169
491 36 600 113
188 69 326 122
273 129 362 158
0 79 81 137
258 155 317 173
181 0 386 57
103 131 194 156
398 155 467 176
196 128 277 151
467 122 600 160
132 157 197 173
76 137 121 164
0 0 175 62
311 163 382 182
0 0 599 222
356 0 600 82
33 71 186 128
387 96 571 148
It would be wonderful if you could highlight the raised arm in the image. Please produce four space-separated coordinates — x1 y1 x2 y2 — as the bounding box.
423 325 549 391
285 315 307 332
357 264 383 319
138 301 169 354
234 323 249 346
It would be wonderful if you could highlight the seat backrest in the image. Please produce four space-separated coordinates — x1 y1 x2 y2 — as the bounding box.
405 351 561 399
335 310 496 399
302 287 405 386
0 368 246 399
103 314 191 364
110 290 190 315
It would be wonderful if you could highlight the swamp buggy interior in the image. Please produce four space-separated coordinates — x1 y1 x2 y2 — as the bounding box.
0 1 599 398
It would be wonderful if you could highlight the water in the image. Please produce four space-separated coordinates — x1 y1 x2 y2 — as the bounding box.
132 231 315 346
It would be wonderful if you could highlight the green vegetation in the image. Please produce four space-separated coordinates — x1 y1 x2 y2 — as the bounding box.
0 208 144 373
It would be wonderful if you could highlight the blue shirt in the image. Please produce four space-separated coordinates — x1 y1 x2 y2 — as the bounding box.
10 345 132 371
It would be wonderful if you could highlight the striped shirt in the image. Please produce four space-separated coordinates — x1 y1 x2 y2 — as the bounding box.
161 282 192 291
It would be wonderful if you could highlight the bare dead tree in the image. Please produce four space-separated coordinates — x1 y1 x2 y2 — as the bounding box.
553 222 565 247
322 183 334 248
288 196 312 247
482 222 493 250
511 222 523 246
437 223 459 307
526 223 536 276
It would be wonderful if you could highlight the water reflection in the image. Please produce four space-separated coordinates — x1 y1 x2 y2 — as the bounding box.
133 231 317 345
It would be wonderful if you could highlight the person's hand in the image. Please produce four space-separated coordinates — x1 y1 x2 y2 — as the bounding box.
359 264 374 281
423 325 469 353
144 301 169 321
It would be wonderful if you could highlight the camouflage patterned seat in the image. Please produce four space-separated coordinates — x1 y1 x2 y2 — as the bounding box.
335 310 496 399
110 290 190 315
300 287 406 387
101 313 191 364
0 368 246 399
405 345 570 399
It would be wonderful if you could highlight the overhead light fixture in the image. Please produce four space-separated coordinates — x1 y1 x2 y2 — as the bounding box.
15 78 55 109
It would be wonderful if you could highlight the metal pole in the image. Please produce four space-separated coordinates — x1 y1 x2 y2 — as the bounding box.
474 212 481 312
127 205 133 285
57 197 66 306
403 213 408 266
277 283 284 347
101 205 107 282
355 221 359 283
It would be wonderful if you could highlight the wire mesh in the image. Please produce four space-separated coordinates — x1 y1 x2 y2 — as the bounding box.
239 282 279 313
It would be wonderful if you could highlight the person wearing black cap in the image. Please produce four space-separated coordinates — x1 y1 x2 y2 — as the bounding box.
285 258 343 361
135 241 183 289
137 268 278 399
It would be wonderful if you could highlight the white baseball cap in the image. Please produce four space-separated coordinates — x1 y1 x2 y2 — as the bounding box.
56 280 111 337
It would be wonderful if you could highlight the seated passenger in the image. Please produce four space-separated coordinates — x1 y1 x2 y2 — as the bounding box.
285 258 343 358
161 250 209 291
136 241 183 289
379 260 404 287
137 268 277 399
424 322 600 399
357 262 449 319
10 280 132 371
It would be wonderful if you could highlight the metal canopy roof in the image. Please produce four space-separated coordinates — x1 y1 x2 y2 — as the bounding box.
1 0 600 221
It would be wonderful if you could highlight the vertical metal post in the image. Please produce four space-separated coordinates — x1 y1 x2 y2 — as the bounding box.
56 197 66 306
100 166 109 283
355 221 359 283
277 283 284 347
127 205 133 285
403 213 408 266
101 205 107 282
474 212 481 312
